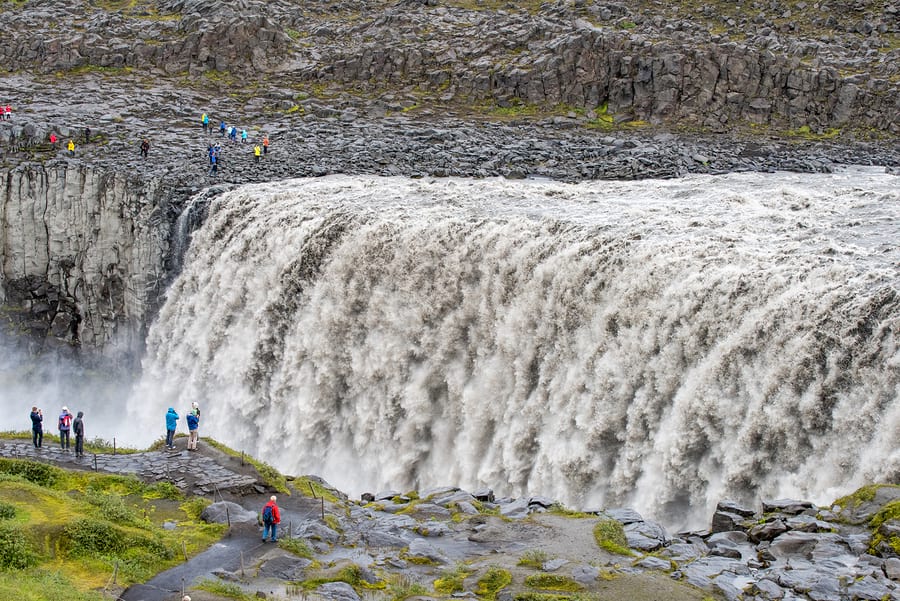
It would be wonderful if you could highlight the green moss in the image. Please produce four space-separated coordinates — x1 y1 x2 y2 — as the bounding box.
475 566 512 600
434 562 474 594
524 574 582 592
195 578 254 600
833 484 895 509
593 519 633 556
785 125 841 140
869 499 900 555
514 594 584 601
546 503 592 518
387 575 429 601
279 537 314 559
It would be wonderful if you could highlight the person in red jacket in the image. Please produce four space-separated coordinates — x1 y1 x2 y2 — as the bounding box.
261 495 281 543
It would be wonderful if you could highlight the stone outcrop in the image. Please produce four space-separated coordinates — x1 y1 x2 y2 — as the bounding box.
0 163 178 363
0 0 897 133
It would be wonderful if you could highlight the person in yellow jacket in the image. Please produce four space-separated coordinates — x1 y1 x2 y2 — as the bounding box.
254 144 261 164
67 140 75 155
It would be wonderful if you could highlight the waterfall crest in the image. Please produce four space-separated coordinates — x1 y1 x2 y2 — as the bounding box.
131 171 900 526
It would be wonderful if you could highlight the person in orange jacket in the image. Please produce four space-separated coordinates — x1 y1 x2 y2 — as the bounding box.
261 495 281 542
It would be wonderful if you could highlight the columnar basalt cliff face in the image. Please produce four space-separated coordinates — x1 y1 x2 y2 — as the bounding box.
0 164 175 363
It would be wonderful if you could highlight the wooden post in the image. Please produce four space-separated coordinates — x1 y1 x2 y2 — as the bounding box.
308 482 316 498
240 550 245 577
226 504 231 528
321 497 325 521
113 437 116 455
93 453 97 471
289 520 292 540
112 561 118 585
182 540 188 562
181 576 185 599
241 450 244 466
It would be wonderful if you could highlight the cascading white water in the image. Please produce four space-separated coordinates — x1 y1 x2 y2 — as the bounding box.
130 169 900 527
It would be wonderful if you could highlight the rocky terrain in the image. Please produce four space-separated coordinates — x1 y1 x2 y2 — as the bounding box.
2 439 900 601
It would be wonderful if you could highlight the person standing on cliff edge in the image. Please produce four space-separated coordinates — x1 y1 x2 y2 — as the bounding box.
73 411 85 458
58 407 72 451
186 409 199 451
30 406 43 448
165 407 179 449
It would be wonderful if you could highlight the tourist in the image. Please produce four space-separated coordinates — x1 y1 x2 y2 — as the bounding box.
219 120 226 136
261 495 281 543
58 406 72 451
30 406 43 448
254 144 261 163
49 133 57 147
202 112 209 133
73 411 85 458
165 407 179 449
209 152 218 176
67 140 75 155
241 129 248 143
191 401 200 418
140 138 150 158
263 135 269 155
83 127 91 144
4 104 10 120
186 409 199 451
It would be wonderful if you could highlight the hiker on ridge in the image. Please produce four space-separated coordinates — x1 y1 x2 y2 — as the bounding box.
186 409 199 451
165 407 179 449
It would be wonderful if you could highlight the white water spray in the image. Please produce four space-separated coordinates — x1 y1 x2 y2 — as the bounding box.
130 169 900 527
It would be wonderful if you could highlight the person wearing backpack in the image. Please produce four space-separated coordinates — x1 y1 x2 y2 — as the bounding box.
261 495 281 543
58 407 72 450
165 407 179 449
73 411 85 458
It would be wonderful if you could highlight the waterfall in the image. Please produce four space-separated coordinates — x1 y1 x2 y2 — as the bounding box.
130 169 900 527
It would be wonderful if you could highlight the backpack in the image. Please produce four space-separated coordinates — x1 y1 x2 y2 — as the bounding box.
262 505 273 525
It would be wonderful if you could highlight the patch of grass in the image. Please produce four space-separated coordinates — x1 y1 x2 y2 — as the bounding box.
294 476 339 503
833 484 896 509
0 523 36 569
0 570 105 600
518 549 549 568
547 503 592 518
524 574 582 592
434 562 473 594
514 594 584 601
869 499 900 555
593 519 633 556
475 566 512 600
0 459 63 487
195 577 254 600
387 574 429 601
786 125 841 140
279 537 314 559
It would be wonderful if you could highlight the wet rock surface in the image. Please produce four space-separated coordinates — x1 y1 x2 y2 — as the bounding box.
2 439 898 601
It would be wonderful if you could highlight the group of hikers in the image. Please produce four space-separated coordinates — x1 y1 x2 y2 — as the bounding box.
47 127 91 156
165 402 201 451
203 112 270 176
29 406 86 457
0 104 12 119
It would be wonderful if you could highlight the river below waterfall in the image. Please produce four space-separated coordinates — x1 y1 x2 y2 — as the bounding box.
9 168 899 528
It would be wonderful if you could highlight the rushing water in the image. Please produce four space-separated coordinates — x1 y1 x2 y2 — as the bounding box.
129 168 899 527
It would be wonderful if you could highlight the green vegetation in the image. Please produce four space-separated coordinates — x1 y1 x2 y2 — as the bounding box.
514 593 584 601
524 574 583 592
434 562 474 594
0 458 224 595
518 548 549 568
195 577 254 600
593 518 633 556
293 475 339 503
786 125 841 140
279 537 314 559
475 566 512 600
547 503 592 518
869 499 900 555
387 575 429 601
833 484 898 509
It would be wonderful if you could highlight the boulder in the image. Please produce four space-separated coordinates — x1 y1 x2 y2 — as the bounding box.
200 501 258 524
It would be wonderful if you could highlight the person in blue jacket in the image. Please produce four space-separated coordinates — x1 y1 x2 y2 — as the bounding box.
165 407 179 449
186 410 200 451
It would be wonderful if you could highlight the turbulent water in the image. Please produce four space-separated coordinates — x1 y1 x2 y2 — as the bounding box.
130 169 899 527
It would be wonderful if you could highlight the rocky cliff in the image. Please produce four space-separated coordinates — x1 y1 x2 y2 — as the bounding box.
0 163 178 363
1 0 897 133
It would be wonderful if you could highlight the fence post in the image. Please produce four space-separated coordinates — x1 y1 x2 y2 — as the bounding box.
321 497 325 521
93 453 97 471
113 437 116 455
241 450 244 466
308 482 316 498
226 504 231 528
112 561 118 585
240 550 245 577
182 540 188 562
